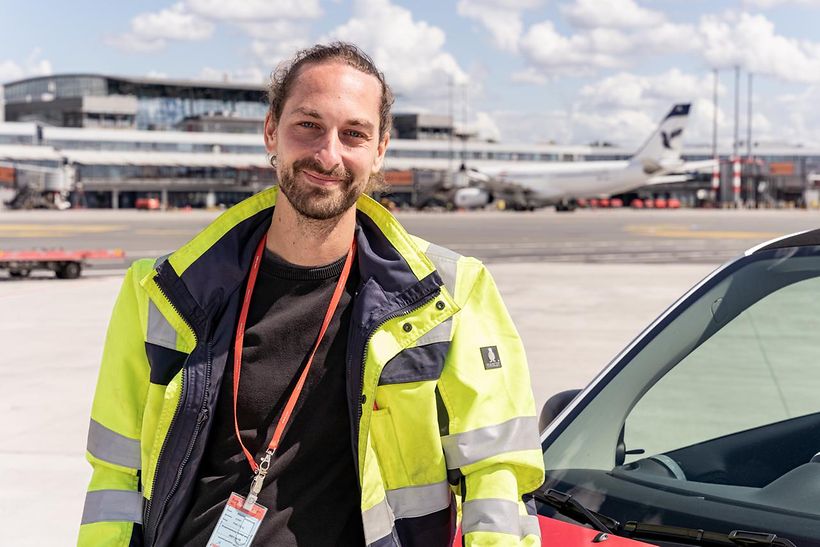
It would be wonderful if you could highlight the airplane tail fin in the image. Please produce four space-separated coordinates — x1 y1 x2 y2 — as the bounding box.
629 103 691 175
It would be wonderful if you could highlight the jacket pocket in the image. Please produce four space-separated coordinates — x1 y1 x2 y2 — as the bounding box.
370 407 411 490
379 341 449 385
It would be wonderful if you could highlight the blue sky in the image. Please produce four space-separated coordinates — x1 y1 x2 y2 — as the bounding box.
4 0 820 148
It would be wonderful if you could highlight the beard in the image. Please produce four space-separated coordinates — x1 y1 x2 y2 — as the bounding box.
277 157 372 221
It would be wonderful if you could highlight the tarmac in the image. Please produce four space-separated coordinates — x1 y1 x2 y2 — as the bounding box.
0 260 716 545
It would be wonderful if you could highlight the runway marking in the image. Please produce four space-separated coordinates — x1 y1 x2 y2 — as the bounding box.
0 224 125 238
625 224 782 240
135 229 203 236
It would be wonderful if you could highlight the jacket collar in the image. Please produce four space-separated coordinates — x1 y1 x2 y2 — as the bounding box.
141 186 443 336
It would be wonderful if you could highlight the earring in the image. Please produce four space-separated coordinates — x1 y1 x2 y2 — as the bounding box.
267 153 276 168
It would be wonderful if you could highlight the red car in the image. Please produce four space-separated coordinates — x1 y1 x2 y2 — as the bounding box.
530 231 817 546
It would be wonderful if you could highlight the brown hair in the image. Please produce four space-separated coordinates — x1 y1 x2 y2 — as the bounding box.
267 42 395 140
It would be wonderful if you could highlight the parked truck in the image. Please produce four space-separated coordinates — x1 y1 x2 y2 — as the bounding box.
0 249 125 279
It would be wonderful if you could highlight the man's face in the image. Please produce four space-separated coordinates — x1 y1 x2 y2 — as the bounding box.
264 61 389 221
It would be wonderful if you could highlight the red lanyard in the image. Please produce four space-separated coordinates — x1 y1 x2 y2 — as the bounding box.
233 233 357 507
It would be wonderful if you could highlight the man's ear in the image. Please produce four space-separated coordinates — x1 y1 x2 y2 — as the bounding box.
264 111 277 154
372 132 390 174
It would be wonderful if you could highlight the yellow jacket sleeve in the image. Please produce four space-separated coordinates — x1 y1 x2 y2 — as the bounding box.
438 260 544 546
78 265 151 546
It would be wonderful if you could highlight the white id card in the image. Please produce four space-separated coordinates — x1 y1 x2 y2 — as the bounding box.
207 492 268 547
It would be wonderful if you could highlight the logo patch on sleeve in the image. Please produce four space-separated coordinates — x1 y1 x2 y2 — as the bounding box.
480 346 502 369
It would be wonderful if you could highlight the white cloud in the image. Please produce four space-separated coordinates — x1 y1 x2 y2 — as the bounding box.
457 0 543 52
574 70 731 145
251 37 311 70
0 49 53 84
519 16 696 78
132 3 214 41
485 109 574 144
511 67 549 85
323 0 469 96
531 67 820 149
237 20 309 40
185 0 322 21
562 0 665 29
743 0 820 7
766 84 820 145
198 66 267 84
234 20 312 72
107 2 214 53
517 7 820 88
461 111 503 141
699 11 820 83
105 33 166 53
578 69 715 109
519 23 612 74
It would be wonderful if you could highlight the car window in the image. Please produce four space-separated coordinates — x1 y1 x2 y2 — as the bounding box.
539 248 820 543
624 275 820 463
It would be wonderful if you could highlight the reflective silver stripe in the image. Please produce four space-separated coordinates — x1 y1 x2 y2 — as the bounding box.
425 243 460 296
362 496 395 545
147 299 177 350
415 317 453 347
524 497 537 516
81 489 143 525
441 416 539 469
386 480 451 519
87 419 141 469
520 513 541 538
462 498 520 536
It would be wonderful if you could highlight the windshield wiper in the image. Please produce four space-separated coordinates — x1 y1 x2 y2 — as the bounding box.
622 522 797 547
532 488 797 546
531 488 619 533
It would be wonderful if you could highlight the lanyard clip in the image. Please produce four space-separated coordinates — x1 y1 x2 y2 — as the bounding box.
243 450 274 510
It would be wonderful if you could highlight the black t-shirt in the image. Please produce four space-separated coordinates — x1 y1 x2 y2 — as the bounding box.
173 248 364 546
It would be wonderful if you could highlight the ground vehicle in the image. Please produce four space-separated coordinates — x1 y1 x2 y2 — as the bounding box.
534 230 820 545
0 249 124 278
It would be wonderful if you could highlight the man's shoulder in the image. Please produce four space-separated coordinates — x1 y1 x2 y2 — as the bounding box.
407 234 482 268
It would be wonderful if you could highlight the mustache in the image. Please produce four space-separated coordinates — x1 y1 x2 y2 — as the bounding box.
292 158 352 182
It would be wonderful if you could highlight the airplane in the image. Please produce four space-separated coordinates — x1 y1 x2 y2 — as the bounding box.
449 104 715 211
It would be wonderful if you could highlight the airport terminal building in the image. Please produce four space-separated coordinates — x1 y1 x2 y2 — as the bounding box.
2 73 819 209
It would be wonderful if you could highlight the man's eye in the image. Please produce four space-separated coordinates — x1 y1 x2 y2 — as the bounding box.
346 130 366 139
298 121 318 129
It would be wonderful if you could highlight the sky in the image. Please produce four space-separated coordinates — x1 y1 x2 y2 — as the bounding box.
3 0 820 149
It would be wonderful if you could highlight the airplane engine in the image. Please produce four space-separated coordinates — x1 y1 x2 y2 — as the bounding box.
453 187 490 209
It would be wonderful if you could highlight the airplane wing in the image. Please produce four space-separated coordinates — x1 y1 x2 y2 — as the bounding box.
678 159 718 173
647 159 718 184
646 174 693 185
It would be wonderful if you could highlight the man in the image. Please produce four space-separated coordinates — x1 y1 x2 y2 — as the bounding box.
79 42 544 547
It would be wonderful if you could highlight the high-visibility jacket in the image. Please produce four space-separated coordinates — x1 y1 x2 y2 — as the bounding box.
79 187 545 547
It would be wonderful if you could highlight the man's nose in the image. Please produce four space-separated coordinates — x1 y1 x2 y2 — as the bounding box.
314 130 343 171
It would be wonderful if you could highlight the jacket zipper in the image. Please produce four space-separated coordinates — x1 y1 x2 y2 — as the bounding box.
353 290 442 547
143 276 207 546
354 289 441 463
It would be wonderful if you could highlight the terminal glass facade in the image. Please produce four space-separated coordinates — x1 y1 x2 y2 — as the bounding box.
4 75 268 131
4 76 108 102
136 97 267 130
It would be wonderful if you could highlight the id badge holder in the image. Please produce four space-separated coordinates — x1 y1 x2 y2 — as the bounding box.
207 492 267 547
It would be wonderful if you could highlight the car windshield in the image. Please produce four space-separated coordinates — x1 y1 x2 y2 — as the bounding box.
540 244 820 545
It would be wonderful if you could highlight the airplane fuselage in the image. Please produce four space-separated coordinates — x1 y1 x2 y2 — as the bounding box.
487 160 654 204
467 103 694 208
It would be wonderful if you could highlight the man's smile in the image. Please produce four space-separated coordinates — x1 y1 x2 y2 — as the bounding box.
301 169 343 186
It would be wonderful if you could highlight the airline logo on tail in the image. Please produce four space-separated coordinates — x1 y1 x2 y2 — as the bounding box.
632 103 691 174
661 128 683 150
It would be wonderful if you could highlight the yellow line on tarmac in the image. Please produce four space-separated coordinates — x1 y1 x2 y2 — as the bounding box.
625 224 782 239
135 229 199 236
0 224 125 238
